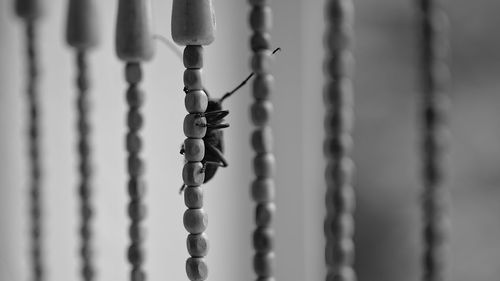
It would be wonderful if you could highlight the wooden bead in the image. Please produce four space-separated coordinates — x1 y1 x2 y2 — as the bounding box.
183 45 204 68
253 153 276 178
15 0 43 20
324 214 354 239
127 155 144 177
66 0 99 50
184 69 204 91
184 114 207 138
249 6 272 33
184 138 205 162
182 162 205 186
127 243 144 266
127 108 143 130
324 158 354 187
251 178 275 203
324 108 354 136
255 203 275 227
186 257 208 281
253 252 275 277
128 178 146 199
323 135 353 158
325 187 355 214
323 77 353 107
253 227 274 252
251 127 273 153
126 85 144 107
187 233 209 257
324 51 354 78
125 63 143 84
326 266 356 281
131 269 146 281
128 199 146 220
250 32 271 52
250 100 273 127
171 0 216 46
129 222 146 242
115 0 155 62
326 0 354 25
126 132 143 153
183 209 208 234
252 74 274 100
249 0 269 7
185 90 208 113
251 50 272 75
184 186 204 208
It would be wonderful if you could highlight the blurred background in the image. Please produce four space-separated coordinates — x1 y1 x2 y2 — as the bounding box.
1 0 500 281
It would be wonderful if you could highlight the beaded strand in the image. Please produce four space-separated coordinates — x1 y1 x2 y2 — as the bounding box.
417 1 450 281
171 1 215 280
248 1 277 280
14 1 44 280
323 1 356 281
115 1 154 280
65 1 99 280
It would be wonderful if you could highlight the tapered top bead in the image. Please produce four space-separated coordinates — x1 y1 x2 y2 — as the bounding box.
115 0 155 62
66 0 99 50
171 0 216 46
15 0 43 20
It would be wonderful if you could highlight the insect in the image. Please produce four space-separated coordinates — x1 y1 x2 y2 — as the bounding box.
154 35 280 192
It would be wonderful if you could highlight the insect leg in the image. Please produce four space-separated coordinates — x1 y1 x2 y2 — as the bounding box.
180 143 185 155
205 143 228 167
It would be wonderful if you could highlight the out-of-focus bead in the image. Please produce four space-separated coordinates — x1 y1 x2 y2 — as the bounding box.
251 127 273 153
250 100 273 127
251 178 275 203
66 0 99 50
249 6 272 33
253 153 276 178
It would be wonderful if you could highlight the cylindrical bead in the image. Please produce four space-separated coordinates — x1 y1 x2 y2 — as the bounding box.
182 162 205 186
127 243 144 266
249 6 272 33
251 100 273 127
253 227 274 252
251 127 273 153
184 186 204 208
250 32 271 52
183 209 208 234
125 63 143 84
252 74 274 100
66 0 99 49
253 252 275 277
186 257 208 281
185 90 208 113
184 114 207 138
253 153 276 178
183 45 204 68
251 50 272 74
171 0 216 46
184 69 204 91
15 0 43 20
184 138 205 162
115 0 155 62
251 178 275 203
187 233 209 257
255 202 275 227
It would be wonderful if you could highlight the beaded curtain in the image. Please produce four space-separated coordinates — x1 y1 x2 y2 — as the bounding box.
1 1 500 281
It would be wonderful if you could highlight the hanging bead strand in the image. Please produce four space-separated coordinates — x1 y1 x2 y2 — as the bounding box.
323 0 356 281
115 1 155 280
14 1 44 281
417 1 450 281
65 1 99 280
171 1 215 280
248 0 277 280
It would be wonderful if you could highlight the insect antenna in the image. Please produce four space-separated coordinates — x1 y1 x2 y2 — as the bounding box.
219 47 281 103
153 34 183 60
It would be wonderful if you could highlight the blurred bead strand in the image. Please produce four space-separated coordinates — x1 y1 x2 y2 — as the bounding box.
115 1 155 280
14 1 44 281
323 0 356 281
417 1 450 281
172 1 215 280
248 0 277 280
65 0 99 280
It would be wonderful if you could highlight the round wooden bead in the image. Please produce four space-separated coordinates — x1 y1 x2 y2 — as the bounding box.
127 155 144 177
127 108 143 130
184 138 205 162
128 178 146 199
186 257 208 281
323 108 354 137
131 269 146 281
250 32 271 52
324 51 354 78
127 243 144 266
251 127 273 153
184 114 207 138
325 186 355 214
184 186 204 208
182 162 205 186
183 45 204 68
252 74 274 100
323 135 353 158
66 0 99 50
185 90 208 113
125 63 143 84
251 50 272 75
253 252 275 277
249 6 272 33
115 0 155 62
128 199 146 220
129 222 146 242
253 153 276 178
250 100 273 127
326 266 356 281
323 77 353 107
183 209 208 234
324 158 354 187
249 0 269 7
126 86 144 108
326 214 354 239
253 227 274 253
325 0 354 25
15 0 43 20
126 132 143 153
184 69 204 91
251 178 275 203
255 203 275 227
171 0 216 46
187 233 209 257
